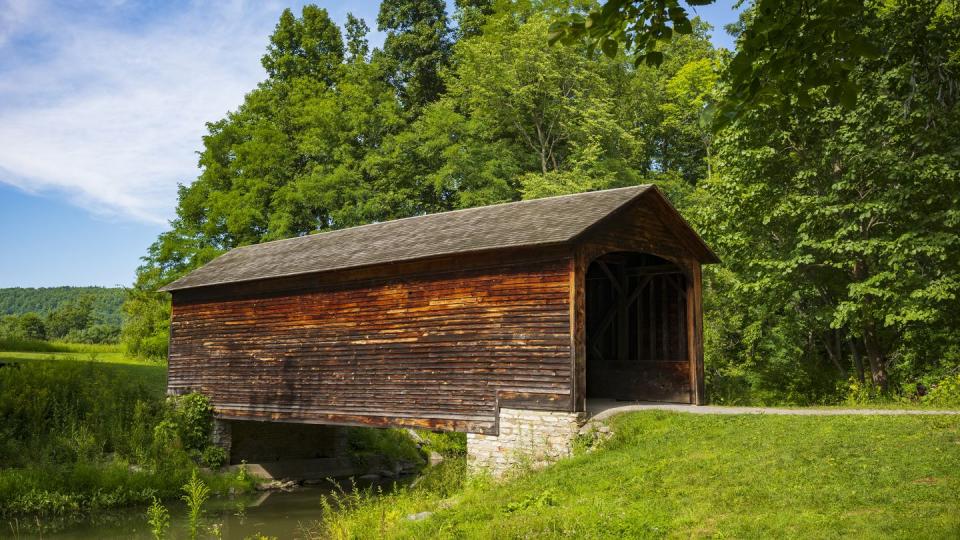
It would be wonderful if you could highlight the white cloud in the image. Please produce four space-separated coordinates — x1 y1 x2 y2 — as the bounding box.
0 1 300 224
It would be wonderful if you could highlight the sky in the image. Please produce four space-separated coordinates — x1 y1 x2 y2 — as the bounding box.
0 0 742 288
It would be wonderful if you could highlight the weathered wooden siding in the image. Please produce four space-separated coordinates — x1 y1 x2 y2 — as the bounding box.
168 256 574 435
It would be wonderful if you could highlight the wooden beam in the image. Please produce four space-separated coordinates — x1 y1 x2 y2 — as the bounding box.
616 262 630 362
626 264 685 277
598 261 624 294
587 277 651 346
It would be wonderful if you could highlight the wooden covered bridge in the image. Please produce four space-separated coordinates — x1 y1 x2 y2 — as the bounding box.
160 185 718 472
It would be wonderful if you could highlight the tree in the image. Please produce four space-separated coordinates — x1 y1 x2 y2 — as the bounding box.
438 6 716 200
549 0 882 125
695 0 960 395
658 56 719 183
377 0 452 111
17 312 46 341
345 13 371 63
46 295 94 340
262 5 345 85
454 0 495 39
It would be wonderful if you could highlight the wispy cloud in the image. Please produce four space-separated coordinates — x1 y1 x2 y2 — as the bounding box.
0 0 346 224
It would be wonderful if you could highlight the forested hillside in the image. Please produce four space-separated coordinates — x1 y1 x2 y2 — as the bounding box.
122 0 960 406
0 287 125 344
0 287 124 326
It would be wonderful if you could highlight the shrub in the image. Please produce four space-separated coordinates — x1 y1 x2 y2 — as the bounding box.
64 324 121 344
163 393 214 453
201 446 228 469
922 373 960 407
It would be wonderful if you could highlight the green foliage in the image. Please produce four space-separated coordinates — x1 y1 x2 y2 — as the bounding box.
262 6 344 84
201 445 228 469
146 496 170 540
347 427 425 468
416 430 466 457
163 393 215 455
310 459 467 539
0 360 161 468
44 295 94 339
0 289 122 345
0 286 124 326
377 0 451 111
502 488 557 513
923 373 960 407
64 323 120 344
0 359 248 517
549 0 882 125
0 336 61 353
694 0 960 401
15 312 46 340
181 469 210 540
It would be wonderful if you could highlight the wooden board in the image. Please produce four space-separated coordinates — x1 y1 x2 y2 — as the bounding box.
168 254 575 435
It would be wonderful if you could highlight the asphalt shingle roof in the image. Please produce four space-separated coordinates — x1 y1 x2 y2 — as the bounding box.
160 186 654 292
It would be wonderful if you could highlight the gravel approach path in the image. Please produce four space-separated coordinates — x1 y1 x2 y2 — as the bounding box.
584 400 960 427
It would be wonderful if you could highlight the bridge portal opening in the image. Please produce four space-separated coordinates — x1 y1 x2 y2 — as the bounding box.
585 252 691 403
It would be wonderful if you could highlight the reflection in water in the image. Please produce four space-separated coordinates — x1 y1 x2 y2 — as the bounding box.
6 479 401 540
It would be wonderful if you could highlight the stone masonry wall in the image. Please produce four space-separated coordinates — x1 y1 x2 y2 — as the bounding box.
211 417 232 456
467 408 585 476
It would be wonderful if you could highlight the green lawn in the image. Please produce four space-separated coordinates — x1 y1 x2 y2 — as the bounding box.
326 412 960 539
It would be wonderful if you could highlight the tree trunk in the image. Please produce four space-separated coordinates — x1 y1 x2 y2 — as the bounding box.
852 259 888 391
822 330 846 376
862 322 888 391
848 338 865 384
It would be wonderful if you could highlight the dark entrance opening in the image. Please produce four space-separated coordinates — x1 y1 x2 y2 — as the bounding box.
585 252 691 402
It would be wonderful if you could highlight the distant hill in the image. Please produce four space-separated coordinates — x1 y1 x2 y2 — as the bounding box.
0 287 125 326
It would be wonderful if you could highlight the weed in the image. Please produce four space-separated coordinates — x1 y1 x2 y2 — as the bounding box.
181 469 210 540
146 496 170 540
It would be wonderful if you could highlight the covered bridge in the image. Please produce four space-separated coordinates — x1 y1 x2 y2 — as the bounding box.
160 185 718 472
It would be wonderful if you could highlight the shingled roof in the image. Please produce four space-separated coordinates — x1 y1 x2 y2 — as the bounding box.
160 185 714 292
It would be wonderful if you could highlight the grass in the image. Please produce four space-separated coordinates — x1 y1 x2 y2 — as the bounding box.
0 349 251 518
0 337 123 354
318 411 960 539
0 338 152 368
0 349 161 368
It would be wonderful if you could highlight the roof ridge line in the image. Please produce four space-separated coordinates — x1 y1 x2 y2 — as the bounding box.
232 185 651 251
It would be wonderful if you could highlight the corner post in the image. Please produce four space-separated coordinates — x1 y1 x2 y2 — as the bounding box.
686 263 705 405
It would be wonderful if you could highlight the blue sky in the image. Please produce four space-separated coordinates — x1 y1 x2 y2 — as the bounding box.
0 0 741 288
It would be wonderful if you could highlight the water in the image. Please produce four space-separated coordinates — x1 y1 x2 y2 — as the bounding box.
5 481 396 539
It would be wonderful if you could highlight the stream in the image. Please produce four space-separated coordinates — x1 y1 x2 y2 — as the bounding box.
5 479 401 539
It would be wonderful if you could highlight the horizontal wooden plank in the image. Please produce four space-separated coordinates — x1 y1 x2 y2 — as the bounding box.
169 257 576 434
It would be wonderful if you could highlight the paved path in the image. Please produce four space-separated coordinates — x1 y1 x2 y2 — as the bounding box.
584 400 960 426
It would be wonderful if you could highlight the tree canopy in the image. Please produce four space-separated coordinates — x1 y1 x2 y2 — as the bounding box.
124 0 960 406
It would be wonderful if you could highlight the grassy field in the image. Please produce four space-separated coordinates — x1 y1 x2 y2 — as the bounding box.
0 343 166 395
321 411 960 539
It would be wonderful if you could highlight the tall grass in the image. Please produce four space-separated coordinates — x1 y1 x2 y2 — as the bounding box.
308 459 470 540
0 337 121 354
0 360 251 517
